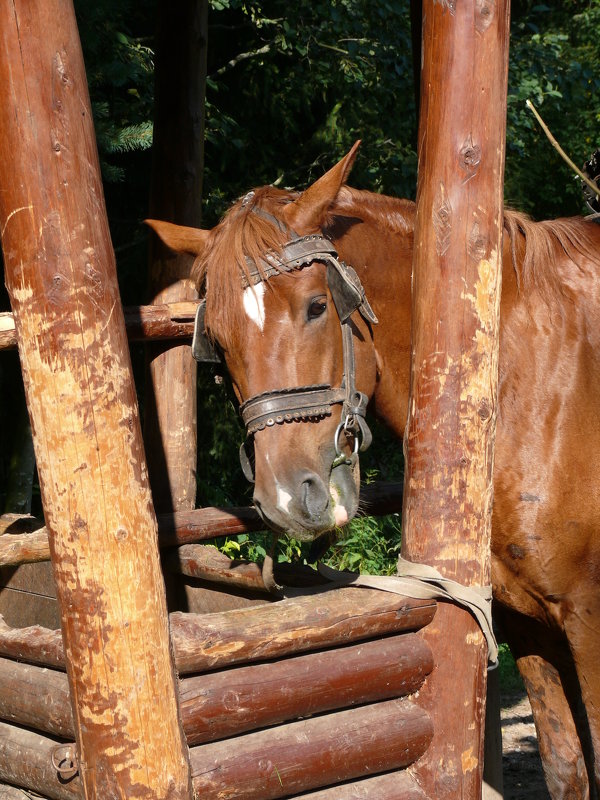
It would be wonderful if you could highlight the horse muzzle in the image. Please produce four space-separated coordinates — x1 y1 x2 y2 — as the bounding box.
250 437 360 540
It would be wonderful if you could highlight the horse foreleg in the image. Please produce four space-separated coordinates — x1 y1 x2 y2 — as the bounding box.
497 608 589 800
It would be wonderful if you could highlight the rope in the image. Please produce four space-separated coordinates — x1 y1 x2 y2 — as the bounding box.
283 558 498 667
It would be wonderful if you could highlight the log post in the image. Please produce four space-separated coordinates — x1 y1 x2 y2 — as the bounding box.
0 2 192 797
144 0 208 512
401 0 510 797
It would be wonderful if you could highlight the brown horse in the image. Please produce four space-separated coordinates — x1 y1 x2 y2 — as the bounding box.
147 145 600 799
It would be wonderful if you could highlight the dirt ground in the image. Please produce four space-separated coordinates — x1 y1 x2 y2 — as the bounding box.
501 691 550 800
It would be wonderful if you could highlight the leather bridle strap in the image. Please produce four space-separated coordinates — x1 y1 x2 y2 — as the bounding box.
190 200 379 482
238 232 376 466
240 384 346 435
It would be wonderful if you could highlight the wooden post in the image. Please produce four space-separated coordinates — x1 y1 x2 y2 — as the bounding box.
144 0 208 512
0 2 193 797
402 0 510 797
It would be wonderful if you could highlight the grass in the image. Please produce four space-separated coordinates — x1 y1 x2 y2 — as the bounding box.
497 642 526 695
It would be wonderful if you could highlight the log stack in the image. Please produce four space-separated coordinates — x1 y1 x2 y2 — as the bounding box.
0 585 436 799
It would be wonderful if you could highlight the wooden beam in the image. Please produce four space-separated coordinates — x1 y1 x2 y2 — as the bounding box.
0 588 435 674
0 2 192 797
180 633 433 744
0 635 433 745
143 0 208 512
171 588 436 674
0 721 81 800
0 701 433 800
189 699 433 799
295 772 431 799
401 0 510 797
0 481 403 566
0 302 199 351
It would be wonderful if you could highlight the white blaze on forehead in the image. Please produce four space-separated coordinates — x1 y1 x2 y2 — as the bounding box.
243 283 266 330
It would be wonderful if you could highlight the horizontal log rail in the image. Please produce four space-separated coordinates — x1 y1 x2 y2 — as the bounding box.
189 699 433 800
289 771 431 799
170 588 435 673
0 302 199 351
0 699 433 800
0 482 403 567
0 721 81 800
163 544 340 594
0 635 433 745
0 587 435 674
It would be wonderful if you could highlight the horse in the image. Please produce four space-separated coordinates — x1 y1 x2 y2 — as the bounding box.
146 143 600 799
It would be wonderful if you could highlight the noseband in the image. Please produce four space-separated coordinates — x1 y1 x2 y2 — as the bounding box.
192 200 378 483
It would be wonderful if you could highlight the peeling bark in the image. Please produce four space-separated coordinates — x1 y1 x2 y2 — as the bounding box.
0 2 192 797
401 0 510 797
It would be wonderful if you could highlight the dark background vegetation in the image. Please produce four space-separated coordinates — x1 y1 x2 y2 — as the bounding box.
1 0 598 572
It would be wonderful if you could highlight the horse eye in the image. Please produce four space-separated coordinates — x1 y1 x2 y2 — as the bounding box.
307 297 327 320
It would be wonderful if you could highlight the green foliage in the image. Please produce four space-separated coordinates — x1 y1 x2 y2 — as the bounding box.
202 0 418 223
196 368 251 508
325 513 402 575
498 642 526 695
75 1 155 183
506 1 600 216
216 511 401 577
220 534 268 563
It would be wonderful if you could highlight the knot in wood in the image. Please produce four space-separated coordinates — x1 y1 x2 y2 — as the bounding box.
459 137 481 179
475 0 495 32
468 222 487 262
478 397 492 421
115 527 129 542
435 0 457 14
47 272 70 305
223 690 240 710
433 185 452 257
258 758 276 777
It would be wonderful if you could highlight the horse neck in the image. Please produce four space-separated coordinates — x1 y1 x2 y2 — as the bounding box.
325 193 415 438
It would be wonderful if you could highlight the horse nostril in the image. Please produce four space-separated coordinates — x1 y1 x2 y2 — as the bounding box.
300 474 329 520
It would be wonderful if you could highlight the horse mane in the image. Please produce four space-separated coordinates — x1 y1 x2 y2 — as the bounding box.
504 209 600 302
193 185 298 348
194 180 599 347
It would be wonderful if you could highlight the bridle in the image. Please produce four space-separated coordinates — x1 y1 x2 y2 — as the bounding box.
191 198 378 483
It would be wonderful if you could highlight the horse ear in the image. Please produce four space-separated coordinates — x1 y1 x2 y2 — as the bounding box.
283 140 360 232
144 219 210 256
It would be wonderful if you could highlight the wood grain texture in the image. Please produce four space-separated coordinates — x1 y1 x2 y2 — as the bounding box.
0 635 433 746
0 589 435 675
170 588 436 674
291 770 431 799
401 1 510 797
0 2 192 797
0 302 199 350
0 481 403 566
0 721 81 800
180 633 433 744
189 699 433 799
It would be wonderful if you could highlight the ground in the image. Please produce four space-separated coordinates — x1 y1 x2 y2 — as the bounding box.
501 691 550 800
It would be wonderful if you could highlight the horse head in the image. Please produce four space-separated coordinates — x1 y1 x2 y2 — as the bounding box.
146 142 379 541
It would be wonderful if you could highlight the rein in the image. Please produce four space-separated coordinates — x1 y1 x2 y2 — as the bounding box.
191 200 378 483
